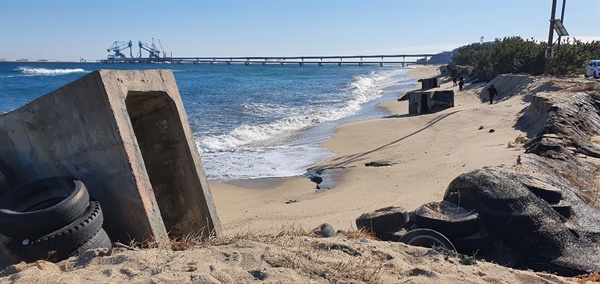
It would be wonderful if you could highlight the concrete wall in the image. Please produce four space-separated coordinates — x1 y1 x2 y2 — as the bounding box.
406 90 454 115
0 70 221 243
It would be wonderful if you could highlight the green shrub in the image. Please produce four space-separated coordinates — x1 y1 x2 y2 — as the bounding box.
450 37 600 79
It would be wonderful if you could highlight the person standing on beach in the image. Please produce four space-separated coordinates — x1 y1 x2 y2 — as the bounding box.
452 77 457 86
458 77 464 91
487 84 498 104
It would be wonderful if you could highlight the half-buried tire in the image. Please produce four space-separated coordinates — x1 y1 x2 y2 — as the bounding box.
399 228 456 252
68 228 112 257
0 177 90 238
7 200 104 262
356 206 409 235
413 201 480 238
0 159 16 197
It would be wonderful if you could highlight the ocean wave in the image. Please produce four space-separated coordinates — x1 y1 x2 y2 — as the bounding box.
14 67 87 76
199 68 408 153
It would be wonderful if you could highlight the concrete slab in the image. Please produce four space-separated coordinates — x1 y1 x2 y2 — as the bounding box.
0 70 221 244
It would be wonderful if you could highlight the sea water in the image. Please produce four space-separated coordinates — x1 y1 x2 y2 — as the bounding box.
0 62 414 181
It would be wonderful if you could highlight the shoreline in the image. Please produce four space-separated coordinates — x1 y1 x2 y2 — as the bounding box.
208 65 450 231
209 64 527 234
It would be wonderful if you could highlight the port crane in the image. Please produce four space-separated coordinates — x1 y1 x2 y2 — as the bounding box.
106 40 133 59
138 39 161 59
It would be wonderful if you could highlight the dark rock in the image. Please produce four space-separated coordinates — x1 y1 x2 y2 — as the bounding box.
249 270 267 280
316 223 336 238
365 161 392 167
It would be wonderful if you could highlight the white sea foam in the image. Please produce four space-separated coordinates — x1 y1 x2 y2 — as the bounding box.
15 67 87 76
200 68 406 154
199 68 410 180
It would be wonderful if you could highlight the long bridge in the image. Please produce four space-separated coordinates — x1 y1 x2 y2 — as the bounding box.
98 54 438 66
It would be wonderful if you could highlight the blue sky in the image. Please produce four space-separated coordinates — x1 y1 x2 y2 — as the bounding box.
1 0 598 61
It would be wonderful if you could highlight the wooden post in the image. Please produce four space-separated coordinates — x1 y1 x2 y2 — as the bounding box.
545 0 557 75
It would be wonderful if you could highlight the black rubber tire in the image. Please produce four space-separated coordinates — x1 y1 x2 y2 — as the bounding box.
69 228 112 258
479 204 537 233
0 159 16 196
551 202 571 219
399 228 456 252
527 186 562 205
451 222 497 255
479 204 563 254
356 206 409 234
378 229 404 242
0 177 90 238
413 201 480 238
7 200 103 262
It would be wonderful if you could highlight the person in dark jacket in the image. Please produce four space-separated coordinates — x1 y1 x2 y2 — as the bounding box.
487 84 498 104
458 77 464 91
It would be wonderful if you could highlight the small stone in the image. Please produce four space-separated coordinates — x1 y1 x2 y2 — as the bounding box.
317 223 336 238
489 129 495 133
478 126 484 130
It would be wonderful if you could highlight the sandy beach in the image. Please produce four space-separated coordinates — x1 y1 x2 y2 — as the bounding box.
210 65 527 233
3 65 599 284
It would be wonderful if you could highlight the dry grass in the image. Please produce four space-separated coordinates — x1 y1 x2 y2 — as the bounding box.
565 82 600 92
108 225 389 283
572 270 600 283
126 224 378 252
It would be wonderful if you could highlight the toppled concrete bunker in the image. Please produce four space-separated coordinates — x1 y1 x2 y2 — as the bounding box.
0 70 221 244
399 76 454 115
400 90 455 115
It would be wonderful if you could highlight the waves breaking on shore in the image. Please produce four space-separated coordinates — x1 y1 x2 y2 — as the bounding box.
199 68 414 181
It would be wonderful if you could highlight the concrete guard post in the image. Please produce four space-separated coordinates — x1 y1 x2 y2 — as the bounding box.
0 70 221 244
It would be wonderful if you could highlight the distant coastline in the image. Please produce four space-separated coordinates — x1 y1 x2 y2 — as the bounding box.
0 58 68 63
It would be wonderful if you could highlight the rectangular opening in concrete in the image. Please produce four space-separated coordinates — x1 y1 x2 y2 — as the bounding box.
125 91 207 237
420 93 429 114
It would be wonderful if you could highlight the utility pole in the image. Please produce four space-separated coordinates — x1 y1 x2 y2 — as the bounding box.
545 0 558 74
557 0 567 52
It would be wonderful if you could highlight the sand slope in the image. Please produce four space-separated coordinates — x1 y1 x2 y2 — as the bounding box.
2 66 596 283
211 66 528 234
0 230 580 284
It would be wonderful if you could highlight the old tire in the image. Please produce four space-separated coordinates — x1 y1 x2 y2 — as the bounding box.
69 229 112 257
399 228 456 252
8 200 104 262
551 202 571 219
0 159 16 196
413 201 480 238
0 177 90 238
451 222 497 255
356 206 409 235
527 187 562 205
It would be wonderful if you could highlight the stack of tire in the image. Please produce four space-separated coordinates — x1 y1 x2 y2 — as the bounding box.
0 166 112 263
355 202 486 255
411 201 489 255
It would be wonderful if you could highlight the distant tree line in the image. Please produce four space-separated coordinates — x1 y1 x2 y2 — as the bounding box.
449 36 600 81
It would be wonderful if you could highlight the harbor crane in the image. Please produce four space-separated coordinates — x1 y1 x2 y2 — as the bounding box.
106 40 133 59
138 39 161 59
